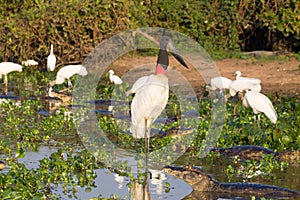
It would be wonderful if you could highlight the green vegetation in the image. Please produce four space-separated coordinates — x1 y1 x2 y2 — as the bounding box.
0 0 299 64
0 0 299 198
225 154 289 181
0 67 299 198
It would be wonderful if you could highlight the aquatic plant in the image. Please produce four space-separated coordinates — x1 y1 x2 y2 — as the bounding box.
0 67 299 198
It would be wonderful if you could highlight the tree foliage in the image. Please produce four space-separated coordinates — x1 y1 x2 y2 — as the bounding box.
0 0 299 65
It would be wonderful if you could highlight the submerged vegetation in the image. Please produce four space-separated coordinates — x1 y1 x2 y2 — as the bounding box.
0 1 299 198
0 64 299 198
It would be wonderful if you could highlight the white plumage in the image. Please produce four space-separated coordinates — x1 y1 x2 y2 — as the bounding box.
127 36 188 143
235 70 262 82
22 59 38 66
235 70 243 79
242 90 277 124
129 74 169 138
55 65 88 87
229 78 261 96
47 44 56 71
126 76 149 96
229 71 263 115
108 69 123 84
0 62 23 86
210 76 232 90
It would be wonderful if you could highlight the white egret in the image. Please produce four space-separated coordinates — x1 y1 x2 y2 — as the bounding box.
209 76 232 90
235 70 262 82
108 105 114 112
0 62 23 91
54 64 88 88
47 44 56 71
108 69 123 84
127 35 188 152
229 72 262 115
242 90 277 124
22 59 38 66
229 78 261 97
235 70 243 79
206 76 232 102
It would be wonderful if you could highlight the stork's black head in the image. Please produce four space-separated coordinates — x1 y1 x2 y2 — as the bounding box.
156 36 188 74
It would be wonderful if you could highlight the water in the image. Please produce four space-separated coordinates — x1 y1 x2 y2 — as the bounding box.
2 145 192 199
181 155 300 200
1 145 298 200
0 81 299 200
55 169 192 200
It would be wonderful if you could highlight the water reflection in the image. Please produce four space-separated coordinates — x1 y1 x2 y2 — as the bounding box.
130 179 150 200
114 173 125 189
1 79 299 200
9 145 191 199
149 169 167 195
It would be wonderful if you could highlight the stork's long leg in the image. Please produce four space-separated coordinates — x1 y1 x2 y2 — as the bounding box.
145 119 153 154
4 75 8 94
144 118 148 153
4 75 7 86
144 118 154 179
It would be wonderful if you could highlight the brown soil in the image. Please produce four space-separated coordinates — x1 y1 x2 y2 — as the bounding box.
111 56 300 98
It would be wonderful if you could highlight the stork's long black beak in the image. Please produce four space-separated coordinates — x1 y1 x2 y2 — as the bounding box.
159 35 189 69
171 52 188 68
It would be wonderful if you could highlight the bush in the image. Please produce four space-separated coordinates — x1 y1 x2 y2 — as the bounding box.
0 0 299 65
0 0 131 65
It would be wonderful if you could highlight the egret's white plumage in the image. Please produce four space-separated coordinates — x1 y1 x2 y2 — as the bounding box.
235 70 243 79
0 62 23 86
242 90 277 124
55 65 88 87
128 36 188 144
47 44 56 71
229 78 261 96
235 70 261 82
22 59 38 66
210 76 232 90
108 69 123 85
